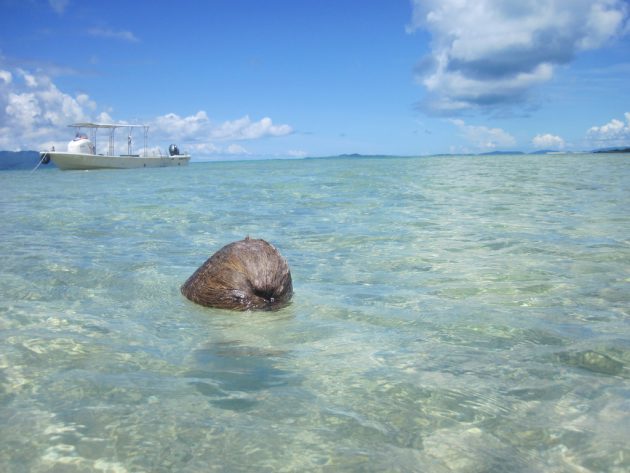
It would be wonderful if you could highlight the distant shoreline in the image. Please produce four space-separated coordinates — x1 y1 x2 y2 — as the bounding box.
311 149 630 160
1 148 629 170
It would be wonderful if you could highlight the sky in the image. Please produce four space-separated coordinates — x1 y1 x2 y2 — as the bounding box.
0 0 629 159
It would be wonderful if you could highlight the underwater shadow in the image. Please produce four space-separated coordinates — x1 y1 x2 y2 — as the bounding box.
185 340 302 411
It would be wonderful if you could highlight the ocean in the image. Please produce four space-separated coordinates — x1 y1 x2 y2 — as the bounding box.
1 153 628 472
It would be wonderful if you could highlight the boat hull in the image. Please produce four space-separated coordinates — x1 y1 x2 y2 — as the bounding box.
42 152 190 170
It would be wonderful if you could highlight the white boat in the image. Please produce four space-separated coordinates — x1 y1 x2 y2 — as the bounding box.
40 123 190 170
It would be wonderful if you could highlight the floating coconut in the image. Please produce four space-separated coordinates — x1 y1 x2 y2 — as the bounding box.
181 237 293 311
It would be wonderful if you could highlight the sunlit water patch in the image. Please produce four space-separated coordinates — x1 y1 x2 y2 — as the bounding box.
1 154 629 472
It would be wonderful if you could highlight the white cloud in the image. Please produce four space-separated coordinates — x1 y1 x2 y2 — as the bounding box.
153 111 210 139
96 111 114 123
409 0 630 113
88 28 140 43
186 142 250 157
451 119 516 150
532 133 565 149
210 115 293 141
0 70 12 84
580 2 628 49
0 64 293 153
587 112 630 146
48 0 69 14
6 92 39 129
0 68 93 149
21 70 39 88
226 144 249 154
76 93 96 110
152 112 293 143
189 143 220 155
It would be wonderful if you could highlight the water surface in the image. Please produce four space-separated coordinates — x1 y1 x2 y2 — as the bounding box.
1 154 629 472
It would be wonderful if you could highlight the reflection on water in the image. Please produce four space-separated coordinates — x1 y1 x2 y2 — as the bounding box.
0 154 629 472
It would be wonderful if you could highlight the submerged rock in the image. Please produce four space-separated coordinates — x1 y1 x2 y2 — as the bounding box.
181 238 293 311
557 350 624 376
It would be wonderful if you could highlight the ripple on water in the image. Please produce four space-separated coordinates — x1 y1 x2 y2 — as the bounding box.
0 155 629 471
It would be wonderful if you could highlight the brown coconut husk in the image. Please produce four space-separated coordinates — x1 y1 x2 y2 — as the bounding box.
181 237 293 311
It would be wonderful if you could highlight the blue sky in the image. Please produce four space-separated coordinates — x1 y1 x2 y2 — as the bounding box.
1 0 629 159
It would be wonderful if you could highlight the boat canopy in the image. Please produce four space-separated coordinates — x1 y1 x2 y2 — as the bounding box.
68 122 148 129
68 123 149 156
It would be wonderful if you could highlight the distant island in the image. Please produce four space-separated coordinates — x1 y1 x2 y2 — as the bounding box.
0 150 54 170
327 148 630 159
593 147 630 154
478 150 524 156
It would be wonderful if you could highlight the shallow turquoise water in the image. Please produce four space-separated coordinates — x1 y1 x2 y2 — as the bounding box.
1 154 629 472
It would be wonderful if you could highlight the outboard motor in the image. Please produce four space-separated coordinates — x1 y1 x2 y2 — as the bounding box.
169 144 180 156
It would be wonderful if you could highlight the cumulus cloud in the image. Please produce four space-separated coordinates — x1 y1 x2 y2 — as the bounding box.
0 67 93 149
153 111 210 139
450 119 516 150
189 143 220 155
587 112 630 146
88 27 140 43
532 133 565 149
152 112 293 143
186 142 252 157
210 115 293 141
408 0 630 113
0 65 294 154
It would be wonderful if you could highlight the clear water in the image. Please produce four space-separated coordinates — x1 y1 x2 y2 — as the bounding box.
1 154 629 472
